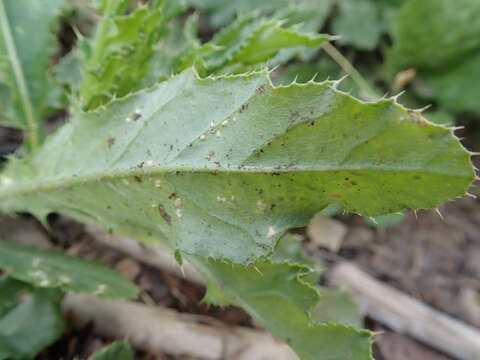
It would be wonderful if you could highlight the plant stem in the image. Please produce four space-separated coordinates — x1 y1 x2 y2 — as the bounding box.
322 42 380 101
0 0 40 151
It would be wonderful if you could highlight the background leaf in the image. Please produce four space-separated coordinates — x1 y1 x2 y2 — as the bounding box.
0 0 64 149
141 14 201 88
313 287 363 328
191 256 373 360
0 277 31 318
0 240 138 299
78 1 182 109
332 0 399 50
91 0 132 16
385 0 480 113
184 0 328 27
0 280 64 360
364 212 405 227
176 15 331 76
89 341 134 360
270 233 322 285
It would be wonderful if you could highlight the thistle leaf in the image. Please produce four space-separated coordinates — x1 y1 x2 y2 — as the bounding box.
184 0 331 29
0 279 64 360
141 14 202 88
386 0 480 72
191 257 373 360
271 233 322 285
385 0 480 112
90 0 132 16
0 240 138 299
332 0 398 50
78 1 176 110
419 54 480 113
89 341 134 360
314 287 363 328
177 15 331 75
0 0 64 150
0 277 31 318
185 0 296 27
0 69 474 265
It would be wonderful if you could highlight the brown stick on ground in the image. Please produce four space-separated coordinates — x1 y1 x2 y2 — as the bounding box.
329 262 480 360
62 293 298 360
86 225 205 286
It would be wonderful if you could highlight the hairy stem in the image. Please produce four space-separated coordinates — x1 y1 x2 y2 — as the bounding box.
322 42 380 101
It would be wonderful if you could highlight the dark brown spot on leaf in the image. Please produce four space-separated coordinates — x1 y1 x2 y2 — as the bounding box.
107 137 115 149
255 85 265 93
240 103 248 112
157 204 171 225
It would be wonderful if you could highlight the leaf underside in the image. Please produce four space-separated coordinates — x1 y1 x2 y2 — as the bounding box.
0 69 473 265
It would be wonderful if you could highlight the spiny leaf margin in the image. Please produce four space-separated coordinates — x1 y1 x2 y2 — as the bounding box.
191 255 374 360
0 68 474 266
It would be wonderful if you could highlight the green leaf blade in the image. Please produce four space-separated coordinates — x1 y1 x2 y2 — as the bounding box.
314 288 363 329
0 277 31 318
385 0 480 112
0 283 64 360
386 0 480 72
0 241 138 299
180 17 331 75
226 20 330 65
89 341 134 360
192 257 373 360
0 0 64 149
0 69 473 265
271 233 322 285
332 0 397 50
79 3 167 110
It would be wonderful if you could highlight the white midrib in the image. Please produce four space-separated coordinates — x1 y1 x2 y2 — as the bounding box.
0 0 39 150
